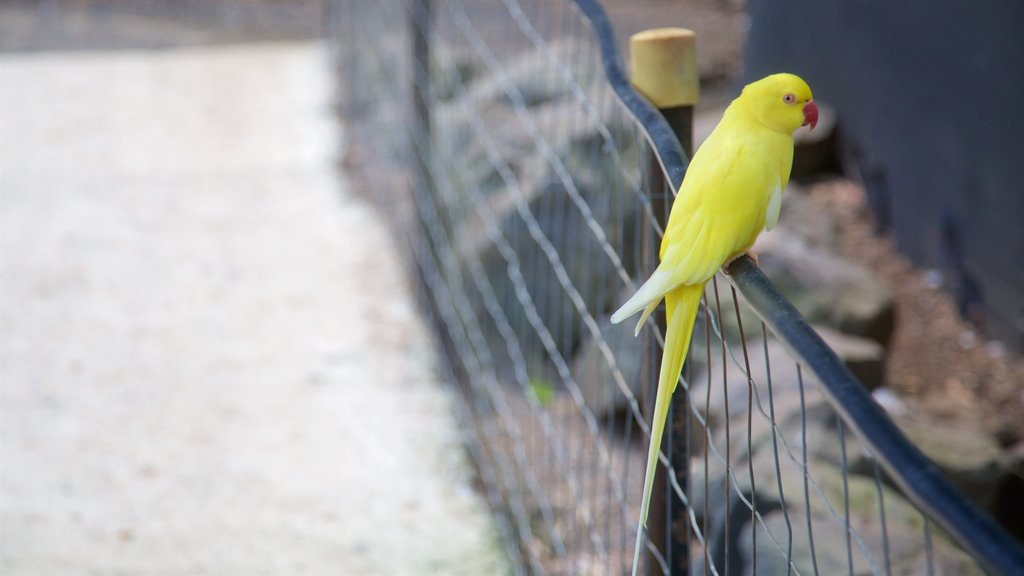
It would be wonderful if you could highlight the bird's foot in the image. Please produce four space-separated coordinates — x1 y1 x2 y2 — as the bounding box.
722 250 759 274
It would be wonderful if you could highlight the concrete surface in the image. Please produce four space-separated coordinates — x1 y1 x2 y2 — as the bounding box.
0 42 507 575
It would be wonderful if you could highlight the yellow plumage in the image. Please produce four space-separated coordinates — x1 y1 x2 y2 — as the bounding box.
611 73 817 576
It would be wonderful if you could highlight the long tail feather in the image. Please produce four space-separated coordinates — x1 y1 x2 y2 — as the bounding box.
631 282 705 576
634 300 659 337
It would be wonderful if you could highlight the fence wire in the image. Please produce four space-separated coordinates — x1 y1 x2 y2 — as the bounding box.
331 1 1023 575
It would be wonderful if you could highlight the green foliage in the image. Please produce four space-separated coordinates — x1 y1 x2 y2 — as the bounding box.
528 377 555 408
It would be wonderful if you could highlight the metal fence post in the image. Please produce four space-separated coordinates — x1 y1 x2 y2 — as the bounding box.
409 0 437 292
630 28 699 575
411 0 432 201
409 0 460 384
336 0 363 117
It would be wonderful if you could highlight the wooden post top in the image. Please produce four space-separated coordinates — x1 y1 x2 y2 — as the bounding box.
629 28 699 108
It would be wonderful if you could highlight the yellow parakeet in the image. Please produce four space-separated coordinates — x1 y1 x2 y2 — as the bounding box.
611 73 817 575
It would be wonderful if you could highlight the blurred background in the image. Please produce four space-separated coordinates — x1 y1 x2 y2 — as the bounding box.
2 0 1022 574
1 0 509 573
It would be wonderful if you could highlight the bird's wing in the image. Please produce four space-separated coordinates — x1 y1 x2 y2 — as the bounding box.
611 132 782 325
659 138 778 285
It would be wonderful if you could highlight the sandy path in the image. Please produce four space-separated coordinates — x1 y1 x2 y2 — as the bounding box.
0 42 505 575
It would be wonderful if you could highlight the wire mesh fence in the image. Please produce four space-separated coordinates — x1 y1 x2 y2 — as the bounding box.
331 1 1024 574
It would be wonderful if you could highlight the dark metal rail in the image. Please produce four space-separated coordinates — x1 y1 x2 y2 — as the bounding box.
571 0 1024 574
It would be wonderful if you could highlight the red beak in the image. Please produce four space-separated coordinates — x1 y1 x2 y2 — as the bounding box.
802 101 819 130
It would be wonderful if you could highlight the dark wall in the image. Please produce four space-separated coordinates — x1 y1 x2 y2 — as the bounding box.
744 1 1024 353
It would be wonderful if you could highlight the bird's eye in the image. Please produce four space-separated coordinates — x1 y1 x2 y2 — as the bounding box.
783 93 796 104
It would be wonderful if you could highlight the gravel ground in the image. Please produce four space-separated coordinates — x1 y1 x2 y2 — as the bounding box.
810 179 1024 444
0 42 506 574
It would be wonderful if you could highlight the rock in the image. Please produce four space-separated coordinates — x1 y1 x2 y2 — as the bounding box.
460 38 597 110
433 38 646 372
570 315 643 418
432 48 482 103
817 403 1016 549
814 325 886 391
738 508 876 576
774 184 840 250
466 144 640 369
871 387 910 416
686 361 997 576
887 412 1009 512
735 504 984 576
689 335 817 438
692 456 986 576
754 227 896 346
689 330 883 447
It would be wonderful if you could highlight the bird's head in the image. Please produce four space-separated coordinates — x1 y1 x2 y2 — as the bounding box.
736 73 817 135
